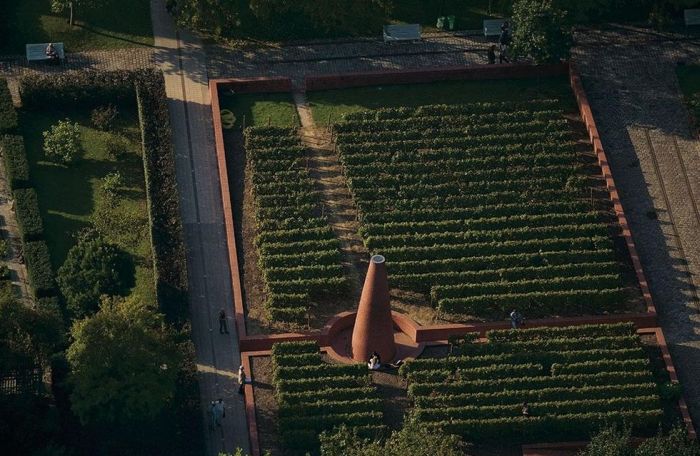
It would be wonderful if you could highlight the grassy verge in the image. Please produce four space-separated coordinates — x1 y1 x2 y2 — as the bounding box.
676 64 700 134
218 91 299 128
20 106 156 304
1 0 153 54
307 76 576 124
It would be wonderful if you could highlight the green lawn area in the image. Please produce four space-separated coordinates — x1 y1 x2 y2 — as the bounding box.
676 65 700 132
307 76 576 124
0 0 153 54
218 91 299 128
20 106 156 303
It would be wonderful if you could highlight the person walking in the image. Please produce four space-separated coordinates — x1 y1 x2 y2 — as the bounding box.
212 399 225 427
510 310 524 329
218 308 229 334
488 45 496 64
238 365 246 394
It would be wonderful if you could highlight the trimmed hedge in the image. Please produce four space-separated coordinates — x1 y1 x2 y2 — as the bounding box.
135 70 189 323
0 78 18 133
19 70 138 109
13 188 44 241
24 241 56 297
1 135 30 189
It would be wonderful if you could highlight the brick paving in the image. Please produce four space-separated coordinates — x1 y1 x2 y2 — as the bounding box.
206 32 494 83
150 1 250 454
574 26 700 426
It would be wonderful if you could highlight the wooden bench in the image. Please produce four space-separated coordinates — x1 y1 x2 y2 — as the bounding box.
483 19 506 37
685 9 700 27
26 42 65 62
383 24 421 42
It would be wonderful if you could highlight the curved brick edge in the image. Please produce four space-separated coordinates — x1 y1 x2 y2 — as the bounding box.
569 66 657 317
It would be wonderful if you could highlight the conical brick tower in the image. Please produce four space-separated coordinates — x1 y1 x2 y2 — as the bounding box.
351 255 396 363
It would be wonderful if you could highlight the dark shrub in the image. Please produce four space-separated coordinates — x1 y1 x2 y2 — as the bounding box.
13 188 44 241
24 241 56 297
0 78 18 133
1 135 30 189
90 104 119 131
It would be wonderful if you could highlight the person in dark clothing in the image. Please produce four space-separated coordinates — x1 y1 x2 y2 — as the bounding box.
488 45 496 64
372 351 381 364
522 402 530 416
218 309 229 334
499 48 510 64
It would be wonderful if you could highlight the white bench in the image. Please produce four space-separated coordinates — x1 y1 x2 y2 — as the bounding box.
383 24 421 42
685 9 700 26
484 19 506 37
26 42 65 62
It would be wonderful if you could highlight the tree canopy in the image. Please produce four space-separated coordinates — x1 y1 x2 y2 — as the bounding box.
67 297 182 426
580 425 700 456
512 0 572 64
57 232 134 318
319 421 467 456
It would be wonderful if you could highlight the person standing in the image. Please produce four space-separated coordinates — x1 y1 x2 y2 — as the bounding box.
212 399 225 427
488 45 497 64
510 310 524 329
238 365 246 394
218 308 229 334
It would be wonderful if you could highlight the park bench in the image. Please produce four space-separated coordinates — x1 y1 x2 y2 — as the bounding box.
383 24 421 43
25 42 65 62
685 9 700 27
483 19 506 37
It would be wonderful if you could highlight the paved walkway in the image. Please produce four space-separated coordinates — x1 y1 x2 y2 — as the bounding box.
150 1 250 454
574 26 700 424
207 32 492 82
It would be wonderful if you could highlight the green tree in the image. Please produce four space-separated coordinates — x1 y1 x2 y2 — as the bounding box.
57 232 134 318
635 426 700 456
42 119 81 163
320 422 467 456
50 0 101 27
578 425 633 456
511 0 572 64
67 297 182 426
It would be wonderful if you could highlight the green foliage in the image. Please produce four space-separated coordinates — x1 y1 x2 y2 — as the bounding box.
135 70 189 323
67 297 182 426
57 232 135 318
13 188 44 241
24 240 56 297
90 104 118 131
0 290 63 372
100 170 123 197
511 0 573 64
579 425 700 456
1 135 31 189
42 119 81 163
0 78 18 133
319 422 466 456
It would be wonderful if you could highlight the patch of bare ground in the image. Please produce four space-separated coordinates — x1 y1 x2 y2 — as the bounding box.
250 356 282 456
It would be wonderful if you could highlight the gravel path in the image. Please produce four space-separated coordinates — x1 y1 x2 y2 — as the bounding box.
574 26 700 426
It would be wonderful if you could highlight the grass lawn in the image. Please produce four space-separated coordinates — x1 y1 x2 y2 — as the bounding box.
20 106 156 304
218 91 299 128
0 0 153 54
307 76 576 124
676 65 700 133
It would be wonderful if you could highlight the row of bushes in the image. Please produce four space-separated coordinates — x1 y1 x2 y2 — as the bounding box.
437 288 627 316
334 109 563 133
365 224 607 250
271 341 383 452
413 382 659 409
485 322 637 342
393 261 620 293
458 335 640 356
342 100 562 122
404 362 543 383
246 127 344 323
0 79 57 300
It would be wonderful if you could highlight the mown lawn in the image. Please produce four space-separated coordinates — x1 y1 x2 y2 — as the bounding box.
0 0 153 54
20 106 155 303
307 76 576 124
218 91 300 128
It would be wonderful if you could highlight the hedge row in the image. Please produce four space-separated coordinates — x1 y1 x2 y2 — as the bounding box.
0 78 18 133
1 135 30 189
485 322 637 342
245 127 344 323
24 241 56 298
13 188 44 241
270 341 384 452
134 70 190 323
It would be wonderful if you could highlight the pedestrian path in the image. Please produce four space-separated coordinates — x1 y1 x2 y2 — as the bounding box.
574 29 700 426
149 0 250 454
